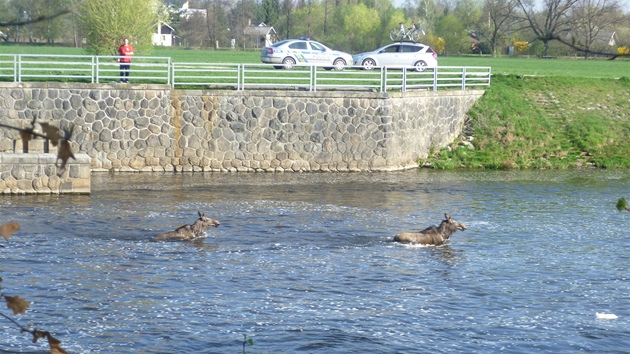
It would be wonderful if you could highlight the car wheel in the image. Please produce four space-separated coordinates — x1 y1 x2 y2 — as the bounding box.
282 57 296 70
273 65 283 69
333 58 346 71
361 58 376 71
413 60 428 72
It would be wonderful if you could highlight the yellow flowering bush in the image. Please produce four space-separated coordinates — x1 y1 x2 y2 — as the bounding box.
426 34 446 54
513 41 529 54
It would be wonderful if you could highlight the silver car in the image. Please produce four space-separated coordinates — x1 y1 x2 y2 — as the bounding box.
353 43 438 72
261 38 353 70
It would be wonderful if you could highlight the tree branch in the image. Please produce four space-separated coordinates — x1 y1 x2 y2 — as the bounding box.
0 0 86 27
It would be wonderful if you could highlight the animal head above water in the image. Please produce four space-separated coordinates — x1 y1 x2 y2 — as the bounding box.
194 211 221 230
443 213 466 231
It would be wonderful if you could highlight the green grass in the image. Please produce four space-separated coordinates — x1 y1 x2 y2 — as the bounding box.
424 75 630 169
438 56 630 79
2 43 628 79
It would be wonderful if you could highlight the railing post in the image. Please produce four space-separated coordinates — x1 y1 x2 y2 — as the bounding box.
381 67 386 93
241 64 245 91
433 67 438 91
462 67 466 90
94 56 98 84
311 65 316 92
12 55 17 82
17 54 21 82
238 64 243 91
167 57 172 87
401 68 407 92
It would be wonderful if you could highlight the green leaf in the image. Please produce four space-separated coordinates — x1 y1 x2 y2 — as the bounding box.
616 197 628 212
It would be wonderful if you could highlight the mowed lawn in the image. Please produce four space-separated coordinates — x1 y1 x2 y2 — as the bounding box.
1 43 628 79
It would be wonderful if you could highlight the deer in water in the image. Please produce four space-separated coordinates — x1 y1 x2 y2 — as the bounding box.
156 211 220 241
394 213 466 245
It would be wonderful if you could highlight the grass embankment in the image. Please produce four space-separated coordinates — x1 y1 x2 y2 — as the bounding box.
424 74 630 169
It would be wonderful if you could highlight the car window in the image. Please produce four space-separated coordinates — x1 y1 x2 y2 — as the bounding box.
272 40 290 47
381 45 399 53
289 41 308 50
309 42 326 51
401 45 423 53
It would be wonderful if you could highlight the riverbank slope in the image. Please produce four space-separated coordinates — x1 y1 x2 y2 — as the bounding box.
424 74 630 169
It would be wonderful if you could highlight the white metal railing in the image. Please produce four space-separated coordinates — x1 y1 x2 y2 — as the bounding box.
0 54 491 92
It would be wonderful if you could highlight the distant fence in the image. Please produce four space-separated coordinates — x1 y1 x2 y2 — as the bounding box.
0 54 491 92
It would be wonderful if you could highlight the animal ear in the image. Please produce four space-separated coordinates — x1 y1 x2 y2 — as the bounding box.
198 211 204 218
444 213 451 220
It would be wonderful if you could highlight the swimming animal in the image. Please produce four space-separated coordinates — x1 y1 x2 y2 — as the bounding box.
394 213 466 245
156 211 220 240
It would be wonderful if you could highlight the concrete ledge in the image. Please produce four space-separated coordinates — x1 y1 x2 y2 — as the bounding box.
0 153 91 194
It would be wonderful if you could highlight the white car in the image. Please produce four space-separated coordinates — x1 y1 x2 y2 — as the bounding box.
353 43 438 72
261 38 353 70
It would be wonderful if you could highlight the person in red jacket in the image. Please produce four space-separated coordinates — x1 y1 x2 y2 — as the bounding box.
118 38 134 83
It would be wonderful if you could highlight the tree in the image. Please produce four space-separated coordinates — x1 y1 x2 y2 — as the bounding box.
410 0 442 34
178 12 209 47
517 0 580 57
292 0 325 39
76 0 168 55
259 0 281 25
341 3 381 52
280 0 295 39
454 0 483 30
207 0 230 48
435 14 469 54
476 0 521 56
569 0 624 58
230 0 258 48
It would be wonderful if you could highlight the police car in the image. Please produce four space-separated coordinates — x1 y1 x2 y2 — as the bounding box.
261 38 353 70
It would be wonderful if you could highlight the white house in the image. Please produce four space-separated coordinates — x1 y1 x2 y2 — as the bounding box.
243 22 278 48
153 21 176 46
181 0 207 19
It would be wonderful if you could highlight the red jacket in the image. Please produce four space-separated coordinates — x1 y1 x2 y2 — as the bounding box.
118 44 134 63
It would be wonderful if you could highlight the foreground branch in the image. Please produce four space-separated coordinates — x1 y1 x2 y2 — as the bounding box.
0 118 76 175
1 272 68 354
0 1 86 27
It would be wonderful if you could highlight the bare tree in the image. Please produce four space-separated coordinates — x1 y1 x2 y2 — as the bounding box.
517 0 580 57
517 0 627 58
570 0 624 58
477 0 521 56
206 0 230 48
179 12 209 47
281 0 294 39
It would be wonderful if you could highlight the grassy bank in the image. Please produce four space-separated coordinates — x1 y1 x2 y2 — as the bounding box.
424 75 630 169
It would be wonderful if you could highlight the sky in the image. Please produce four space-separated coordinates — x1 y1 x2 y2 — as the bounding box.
391 0 629 12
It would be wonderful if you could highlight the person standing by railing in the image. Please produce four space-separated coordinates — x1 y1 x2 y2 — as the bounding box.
118 38 134 83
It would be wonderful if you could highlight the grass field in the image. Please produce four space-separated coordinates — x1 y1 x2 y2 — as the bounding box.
1 43 628 79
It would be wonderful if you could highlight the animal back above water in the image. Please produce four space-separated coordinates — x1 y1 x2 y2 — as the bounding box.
155 211 220 241
394 213 466 245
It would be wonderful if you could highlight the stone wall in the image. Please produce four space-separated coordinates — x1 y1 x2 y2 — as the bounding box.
0 82 483 172
0 153 90 194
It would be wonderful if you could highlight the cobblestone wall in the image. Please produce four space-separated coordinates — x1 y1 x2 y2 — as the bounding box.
0 153 90 194
0 83 483 172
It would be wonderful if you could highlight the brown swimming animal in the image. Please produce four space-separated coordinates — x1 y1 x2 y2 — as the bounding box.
156 211 220 240
394 213 466 245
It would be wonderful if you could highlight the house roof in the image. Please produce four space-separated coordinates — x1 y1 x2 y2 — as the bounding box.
156 21 175 31
244 24 276 36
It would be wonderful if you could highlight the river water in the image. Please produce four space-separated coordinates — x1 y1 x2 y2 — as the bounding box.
1 169 629 353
